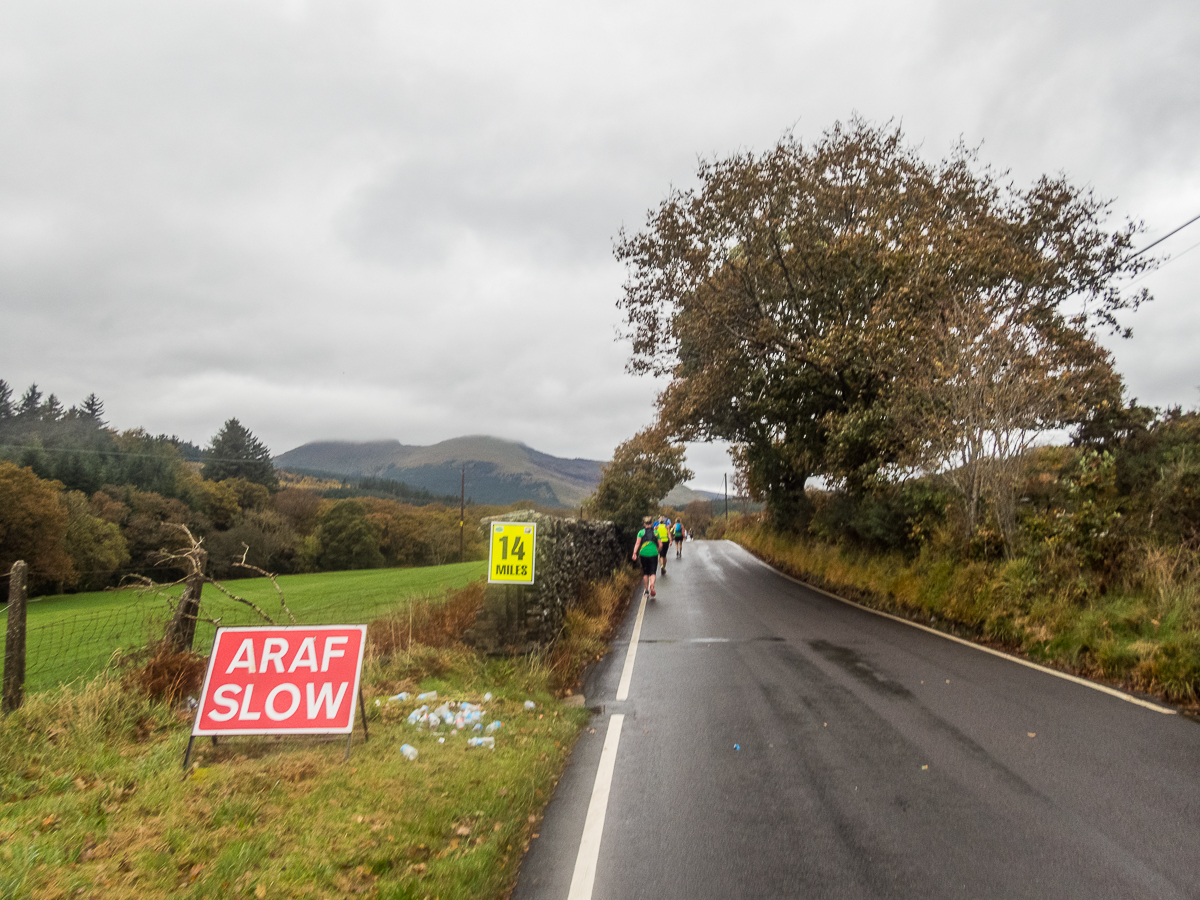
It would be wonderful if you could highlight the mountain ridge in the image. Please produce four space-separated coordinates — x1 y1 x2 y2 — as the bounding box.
274 435 716 508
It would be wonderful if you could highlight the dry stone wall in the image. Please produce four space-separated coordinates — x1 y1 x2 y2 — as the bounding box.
463 510 625 653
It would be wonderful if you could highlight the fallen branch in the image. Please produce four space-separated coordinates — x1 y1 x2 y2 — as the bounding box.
233 543 297 624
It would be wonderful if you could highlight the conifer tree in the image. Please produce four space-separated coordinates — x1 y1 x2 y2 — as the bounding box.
16 384 42 418
202 418 278 489
40 394 63 422
80 393 106 426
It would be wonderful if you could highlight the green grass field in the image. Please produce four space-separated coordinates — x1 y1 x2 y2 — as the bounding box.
1 562 487 693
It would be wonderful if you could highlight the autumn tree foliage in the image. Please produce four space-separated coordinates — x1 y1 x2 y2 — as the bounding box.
310 500 385 571
589 426 693 535
60 490 130 591
0 379 547 595
617 118 1151 538
0 462 75 592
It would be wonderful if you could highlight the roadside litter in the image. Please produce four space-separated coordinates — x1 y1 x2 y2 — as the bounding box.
398 695 541 750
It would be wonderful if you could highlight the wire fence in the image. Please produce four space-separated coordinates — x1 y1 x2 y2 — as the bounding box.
13 595 171 692
2 578 457 695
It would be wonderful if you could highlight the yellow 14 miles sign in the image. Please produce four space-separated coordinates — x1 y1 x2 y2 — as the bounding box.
488 522 537 584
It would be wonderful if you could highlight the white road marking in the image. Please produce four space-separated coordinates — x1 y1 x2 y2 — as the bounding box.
732 544 1178 715
615 589 647 702
692 637 730 643
567 713 625 900
565 588 646 897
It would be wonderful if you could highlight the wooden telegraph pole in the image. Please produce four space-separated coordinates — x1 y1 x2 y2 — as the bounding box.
460 464 466 564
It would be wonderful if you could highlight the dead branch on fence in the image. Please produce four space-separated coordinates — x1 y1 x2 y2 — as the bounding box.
118 572 189 602
115 524 288 628
233 543 297 624
203 578 278 624
155 524 207 577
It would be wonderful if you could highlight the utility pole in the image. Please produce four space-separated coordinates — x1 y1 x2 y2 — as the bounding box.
724 473 729 520
459 464 465 564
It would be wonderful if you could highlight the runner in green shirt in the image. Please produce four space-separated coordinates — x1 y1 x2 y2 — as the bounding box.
632 516 660 598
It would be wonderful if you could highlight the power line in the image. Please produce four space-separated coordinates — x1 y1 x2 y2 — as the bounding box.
1123 236 1200 289
1128 212 1200 260
0 443 245 464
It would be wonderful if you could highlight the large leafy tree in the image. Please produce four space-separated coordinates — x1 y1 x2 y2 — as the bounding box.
589 426 693 536
203 418 278 489
313 500 384 571
60 490 130 591
618 118 1151 532
0 462 75 592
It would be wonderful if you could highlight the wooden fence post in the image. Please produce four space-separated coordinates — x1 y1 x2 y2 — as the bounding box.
165 549 207 654
3 560 28 714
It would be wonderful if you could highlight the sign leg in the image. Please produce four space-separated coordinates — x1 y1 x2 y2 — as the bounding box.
344 731 354 762
182 735 196 771
359 688 369 742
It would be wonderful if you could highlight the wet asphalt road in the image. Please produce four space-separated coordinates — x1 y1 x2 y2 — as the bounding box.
512 540 1200 900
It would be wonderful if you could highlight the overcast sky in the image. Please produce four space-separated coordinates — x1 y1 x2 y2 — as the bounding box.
2 0 1197 492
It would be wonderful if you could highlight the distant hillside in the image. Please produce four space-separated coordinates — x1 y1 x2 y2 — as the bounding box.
276 436 721 510
276 436 603 508
663 484 722 506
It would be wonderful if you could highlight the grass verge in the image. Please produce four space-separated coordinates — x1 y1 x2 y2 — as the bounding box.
723 520 1200 707
0 567 635 900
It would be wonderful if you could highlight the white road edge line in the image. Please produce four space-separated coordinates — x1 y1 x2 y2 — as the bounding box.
738 546 1178 715
615 589 647 702
567 713 625 900
565 590 643 898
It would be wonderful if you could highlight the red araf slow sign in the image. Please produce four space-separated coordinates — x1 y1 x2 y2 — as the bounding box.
193 625 367 736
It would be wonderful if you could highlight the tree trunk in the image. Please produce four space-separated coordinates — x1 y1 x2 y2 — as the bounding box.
165 550 207 653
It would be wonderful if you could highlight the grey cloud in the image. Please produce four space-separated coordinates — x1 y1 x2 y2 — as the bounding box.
339 148 635 268
1 0 1197 486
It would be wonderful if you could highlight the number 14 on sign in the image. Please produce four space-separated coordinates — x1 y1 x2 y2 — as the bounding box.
488 522 536 584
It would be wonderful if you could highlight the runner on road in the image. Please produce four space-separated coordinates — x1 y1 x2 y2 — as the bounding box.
633 516 660 598
655 517 671 574
673 519 685 558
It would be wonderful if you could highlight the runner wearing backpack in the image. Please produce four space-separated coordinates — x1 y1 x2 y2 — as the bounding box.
632 516 660 598
673 519 685 558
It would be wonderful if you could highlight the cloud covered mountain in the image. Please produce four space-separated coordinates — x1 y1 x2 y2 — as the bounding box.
275 435 716 508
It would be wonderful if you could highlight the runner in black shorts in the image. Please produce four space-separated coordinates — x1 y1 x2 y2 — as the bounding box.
632 516 660 598
673 519 685 558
